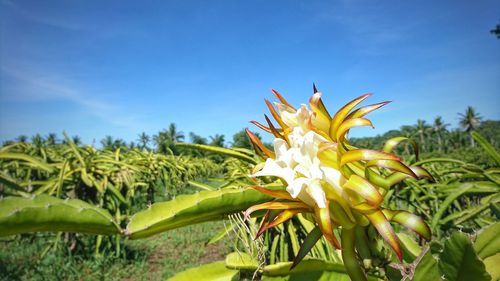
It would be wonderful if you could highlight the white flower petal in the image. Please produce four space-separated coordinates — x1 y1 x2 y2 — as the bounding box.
296 188 316 207
296 105 312 125
273 138 289 159
294 163 311 178
286 177 308 198
257 101 346 209
321 166 348 200
253 158 295 184
305 180 327 208
310 160 323 179
276 103 299 127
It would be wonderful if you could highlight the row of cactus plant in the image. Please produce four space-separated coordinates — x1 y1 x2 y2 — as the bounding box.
0 134 223 255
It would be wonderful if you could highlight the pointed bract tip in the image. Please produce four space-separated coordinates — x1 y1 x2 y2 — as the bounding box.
313 83 319 93
255 226 268 239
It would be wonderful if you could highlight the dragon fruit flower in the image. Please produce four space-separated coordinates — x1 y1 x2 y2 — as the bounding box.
244 85 432 280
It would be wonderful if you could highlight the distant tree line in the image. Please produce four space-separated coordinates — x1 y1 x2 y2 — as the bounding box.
4 106 498 165
2 122 267 163
350 107 499 166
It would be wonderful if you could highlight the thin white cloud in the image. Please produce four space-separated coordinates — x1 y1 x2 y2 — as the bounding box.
0 62 144 131
1 0 84 31
1 0 146 38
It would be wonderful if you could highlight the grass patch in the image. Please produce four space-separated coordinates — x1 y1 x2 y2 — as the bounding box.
0 221 233 281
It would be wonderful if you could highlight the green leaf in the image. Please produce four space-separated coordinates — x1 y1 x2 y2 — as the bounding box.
287 222 300 257
167 261 239 281
0 195 120 236
439 232 491 281
176 143 257 164
441 194 499 225
291 226 322 269
483 253 500 281
225 252 259 270
431 183 475 231
412 244 440 281
126 188 272 239
473 222 500 259
472 131 500 166
63 131 86 168
413 157 465 167
0 152 54 172
0 172 28 194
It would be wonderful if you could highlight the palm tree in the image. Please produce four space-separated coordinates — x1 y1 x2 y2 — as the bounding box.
432 116 449 152
413 120 431 152
2 140 14 146
166 123 185 142
400 125 416 137
400 125 417 155
153 132 169 154
101 136 115 150
31 134 44 148
62 135 82 145
17 135 28 143
189 132 207 145
209 134 225 147
113 138 127 149
137 132 150 150
128 141 136 150
187 132 208 157
46 133 58 146
232 129 258 149
447 129 465 150
458 106 482 147
72 135 82 146
154 123 184 154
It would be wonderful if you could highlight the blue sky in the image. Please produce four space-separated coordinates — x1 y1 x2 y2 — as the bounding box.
1 0 499 145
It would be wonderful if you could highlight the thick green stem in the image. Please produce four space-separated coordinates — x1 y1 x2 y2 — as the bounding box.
354 226 371 260
341 228 367 281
